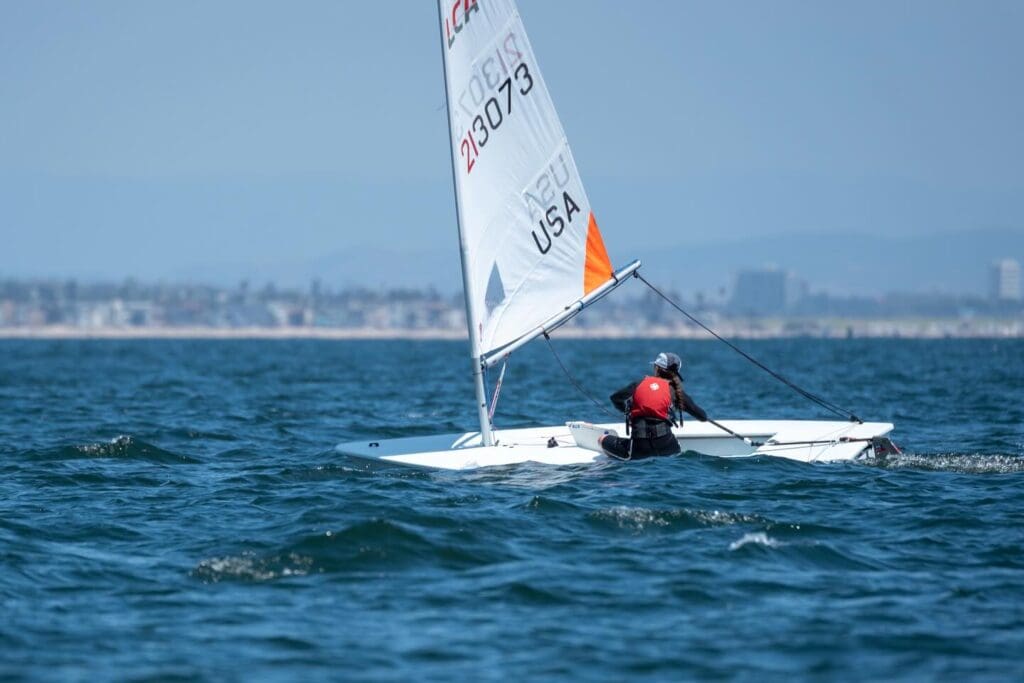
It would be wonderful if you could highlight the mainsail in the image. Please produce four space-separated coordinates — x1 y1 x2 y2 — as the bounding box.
438 0 616 359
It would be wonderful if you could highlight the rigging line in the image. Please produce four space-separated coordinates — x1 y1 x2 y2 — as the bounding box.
634 272 863 424
543 332 622 420
766 437 875 446
488 358 508 421
752 441 875 455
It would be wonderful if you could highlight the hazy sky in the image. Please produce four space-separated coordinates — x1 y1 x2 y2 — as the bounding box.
2 1 1022 291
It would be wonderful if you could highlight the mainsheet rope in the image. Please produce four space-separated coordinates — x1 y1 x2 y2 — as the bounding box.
536 270 864 428
633 271 862 424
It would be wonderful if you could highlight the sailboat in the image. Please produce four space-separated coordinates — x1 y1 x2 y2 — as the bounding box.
335 0 897 470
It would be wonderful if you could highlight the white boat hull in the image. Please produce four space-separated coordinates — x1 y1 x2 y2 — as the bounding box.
335 420 896 471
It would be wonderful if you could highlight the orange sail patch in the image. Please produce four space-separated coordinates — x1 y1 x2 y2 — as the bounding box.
583 212 613 294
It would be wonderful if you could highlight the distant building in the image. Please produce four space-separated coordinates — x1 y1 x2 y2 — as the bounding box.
729 268 803 315
990 259 1021 301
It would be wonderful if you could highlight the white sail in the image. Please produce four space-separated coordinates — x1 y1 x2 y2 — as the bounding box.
439 0 615 358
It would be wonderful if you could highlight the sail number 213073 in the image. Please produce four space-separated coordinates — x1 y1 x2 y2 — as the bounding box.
459 63 534 175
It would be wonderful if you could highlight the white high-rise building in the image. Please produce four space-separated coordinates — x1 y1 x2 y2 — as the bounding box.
989 259 1021 301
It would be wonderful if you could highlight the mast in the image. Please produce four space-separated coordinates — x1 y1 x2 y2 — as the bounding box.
436 0 494 447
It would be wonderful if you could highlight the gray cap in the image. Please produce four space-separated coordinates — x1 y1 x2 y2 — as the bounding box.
653 352 682 371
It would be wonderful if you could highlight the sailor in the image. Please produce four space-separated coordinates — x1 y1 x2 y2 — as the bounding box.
599 352 708 460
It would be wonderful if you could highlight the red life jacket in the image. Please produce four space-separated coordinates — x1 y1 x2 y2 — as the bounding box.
630 375 673 422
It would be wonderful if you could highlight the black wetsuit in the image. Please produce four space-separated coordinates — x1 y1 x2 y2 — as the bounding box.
601 380 708 460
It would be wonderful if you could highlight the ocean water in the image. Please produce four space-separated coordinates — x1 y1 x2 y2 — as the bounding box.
1 337 1022 681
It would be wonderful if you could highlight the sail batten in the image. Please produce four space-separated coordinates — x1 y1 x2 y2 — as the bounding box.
440 0 619 357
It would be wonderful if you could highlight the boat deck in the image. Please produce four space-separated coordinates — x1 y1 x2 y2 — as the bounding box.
335 419 895 470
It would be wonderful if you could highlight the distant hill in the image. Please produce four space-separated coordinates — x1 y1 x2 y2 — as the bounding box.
169 228 1022 298
633 228 1024 298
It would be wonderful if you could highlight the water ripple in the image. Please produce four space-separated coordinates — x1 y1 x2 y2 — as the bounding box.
1 338 1022 681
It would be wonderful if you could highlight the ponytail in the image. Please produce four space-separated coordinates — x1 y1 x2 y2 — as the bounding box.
656 366 686 412
668 371 686 413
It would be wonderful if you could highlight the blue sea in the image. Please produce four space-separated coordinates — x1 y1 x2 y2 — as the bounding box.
1 337 1022 681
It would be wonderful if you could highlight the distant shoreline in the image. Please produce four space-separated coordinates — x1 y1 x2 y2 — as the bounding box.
0 326 467 340
1 322 1021 340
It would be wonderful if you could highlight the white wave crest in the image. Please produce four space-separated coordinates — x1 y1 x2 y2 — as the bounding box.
595 506 768 531
868 453 1024 474
689 509 764 526
729 532 784 551
597 506 671 530
76 434 134 455
193 551 313 583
